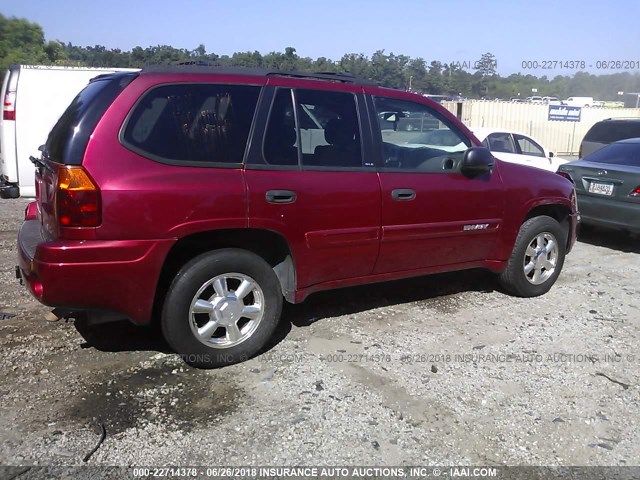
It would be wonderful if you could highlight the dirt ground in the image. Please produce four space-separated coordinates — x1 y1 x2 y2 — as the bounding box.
0 197 638 469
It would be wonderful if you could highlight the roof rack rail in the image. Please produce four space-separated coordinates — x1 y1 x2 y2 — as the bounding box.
267 70 377 86
140 64 378 86
176 60 220 67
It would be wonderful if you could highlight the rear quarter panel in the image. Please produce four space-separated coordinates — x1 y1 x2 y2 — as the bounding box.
82 73 264 240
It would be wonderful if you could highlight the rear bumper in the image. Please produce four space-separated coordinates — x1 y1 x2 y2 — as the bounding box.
18 219 175 324
577 194 640 234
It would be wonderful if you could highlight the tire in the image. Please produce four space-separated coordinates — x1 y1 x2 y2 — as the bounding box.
0 186 19 199
161 248 283 368
498 216 567 297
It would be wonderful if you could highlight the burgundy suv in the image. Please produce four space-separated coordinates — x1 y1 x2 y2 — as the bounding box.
17 66 579 367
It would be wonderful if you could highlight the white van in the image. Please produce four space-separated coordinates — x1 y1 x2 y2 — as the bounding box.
0 65 139 198
561 96 594 108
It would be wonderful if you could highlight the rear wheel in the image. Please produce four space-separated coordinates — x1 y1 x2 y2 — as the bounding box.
498 216 566 297
162 249 283 368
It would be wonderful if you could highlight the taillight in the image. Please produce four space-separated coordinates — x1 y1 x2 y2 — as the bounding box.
629 186 640 198
3 91 16 120
55 167 101 227
557 171 574 183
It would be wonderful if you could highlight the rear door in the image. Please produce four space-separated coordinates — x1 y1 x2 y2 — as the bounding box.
245 82 381 289
370 94 504 273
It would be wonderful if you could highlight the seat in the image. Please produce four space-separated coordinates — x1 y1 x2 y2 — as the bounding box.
490 138 510 153
313 118 360 167
264 125 298 165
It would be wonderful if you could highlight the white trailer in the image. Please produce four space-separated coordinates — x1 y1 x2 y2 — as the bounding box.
0 65 139 198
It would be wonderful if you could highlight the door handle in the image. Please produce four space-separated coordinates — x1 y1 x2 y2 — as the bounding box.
266 190 297 204
391 188 416 201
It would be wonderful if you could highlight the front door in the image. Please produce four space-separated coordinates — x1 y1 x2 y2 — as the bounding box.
370 95 504 273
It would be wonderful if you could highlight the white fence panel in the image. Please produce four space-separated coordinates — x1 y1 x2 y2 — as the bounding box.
441 101 640 156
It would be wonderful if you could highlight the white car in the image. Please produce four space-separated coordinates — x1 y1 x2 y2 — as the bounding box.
471 128 568 172
525 96 544 104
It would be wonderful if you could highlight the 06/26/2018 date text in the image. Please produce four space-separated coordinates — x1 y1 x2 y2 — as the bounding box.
521 60 640 70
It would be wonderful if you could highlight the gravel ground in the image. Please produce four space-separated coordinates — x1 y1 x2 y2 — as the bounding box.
0 197 638 468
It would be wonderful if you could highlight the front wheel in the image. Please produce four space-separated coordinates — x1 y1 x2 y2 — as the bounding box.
161 249 283 368
498 216 567 297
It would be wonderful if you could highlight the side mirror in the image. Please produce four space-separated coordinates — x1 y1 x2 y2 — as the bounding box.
461 147 494 176
549 151 555 158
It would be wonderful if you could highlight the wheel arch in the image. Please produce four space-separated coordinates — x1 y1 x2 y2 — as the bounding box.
153 228 296 322
523 203 572 243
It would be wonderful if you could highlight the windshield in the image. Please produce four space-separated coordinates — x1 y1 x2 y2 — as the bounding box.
45 72 138 164
584 142 640 167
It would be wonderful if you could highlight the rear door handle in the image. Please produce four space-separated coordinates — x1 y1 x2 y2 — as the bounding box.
266 190 297 204
391 188 416 201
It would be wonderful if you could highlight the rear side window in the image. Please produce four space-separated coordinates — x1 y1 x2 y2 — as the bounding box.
261 88 364 169
584 142 640 166
122 84 260 165
514 134 545 157
46 73 137 165
584 121 640 144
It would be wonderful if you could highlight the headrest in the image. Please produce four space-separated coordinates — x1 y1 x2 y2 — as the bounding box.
324 118 355 146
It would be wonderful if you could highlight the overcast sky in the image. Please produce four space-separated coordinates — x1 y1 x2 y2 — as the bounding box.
4 0 640 76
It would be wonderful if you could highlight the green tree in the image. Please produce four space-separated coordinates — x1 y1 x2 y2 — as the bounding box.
0 15 50 78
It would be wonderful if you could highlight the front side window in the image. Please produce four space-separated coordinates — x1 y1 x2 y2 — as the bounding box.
262 88 363 169
373 96 470 171
123 83 260 164
514 134 545 157
484 133 516 153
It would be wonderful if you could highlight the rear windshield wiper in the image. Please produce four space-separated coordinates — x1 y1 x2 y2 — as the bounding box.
30 155 54 173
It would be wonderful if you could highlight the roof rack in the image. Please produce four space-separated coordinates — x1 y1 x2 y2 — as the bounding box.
140 64 378 86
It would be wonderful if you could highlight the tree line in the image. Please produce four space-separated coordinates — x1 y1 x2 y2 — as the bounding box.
2 14 640 105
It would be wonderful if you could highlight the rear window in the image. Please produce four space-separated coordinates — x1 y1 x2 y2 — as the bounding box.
122 83 260 165
45 72 137 165
584 142 640 166
584 121 640 144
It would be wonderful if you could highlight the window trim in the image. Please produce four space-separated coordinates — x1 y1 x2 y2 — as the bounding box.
118 81 262 168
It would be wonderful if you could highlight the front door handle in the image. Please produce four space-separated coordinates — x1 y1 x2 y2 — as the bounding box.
391 188 416 201
266 190 297 204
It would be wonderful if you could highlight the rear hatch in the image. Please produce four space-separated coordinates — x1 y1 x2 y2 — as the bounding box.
35 72 138 240
561 142 640 203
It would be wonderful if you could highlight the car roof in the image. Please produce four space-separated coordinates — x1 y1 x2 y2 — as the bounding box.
599 118 640 123
614 137 640 144
471 127 536 140
140 65 379 86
